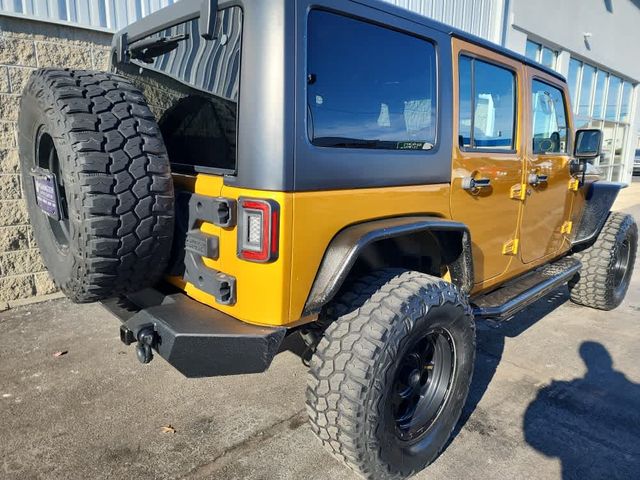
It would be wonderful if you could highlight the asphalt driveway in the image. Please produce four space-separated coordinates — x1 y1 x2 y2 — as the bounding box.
1 181 639 480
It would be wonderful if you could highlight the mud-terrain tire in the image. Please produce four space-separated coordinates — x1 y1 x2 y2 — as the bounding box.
18 69 174 303
306 269 475 480
569 212 637 310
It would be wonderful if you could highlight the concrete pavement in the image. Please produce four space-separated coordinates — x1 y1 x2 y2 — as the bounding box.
1 180 639 480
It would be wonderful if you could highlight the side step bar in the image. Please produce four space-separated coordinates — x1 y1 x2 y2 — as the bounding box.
472 257 581 320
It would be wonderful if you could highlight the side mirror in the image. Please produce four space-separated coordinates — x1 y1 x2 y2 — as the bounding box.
574 128 602 160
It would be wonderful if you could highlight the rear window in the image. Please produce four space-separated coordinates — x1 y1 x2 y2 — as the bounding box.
306 10 437 151
126 6 242 174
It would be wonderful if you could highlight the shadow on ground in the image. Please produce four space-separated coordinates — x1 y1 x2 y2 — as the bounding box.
523 340 640 479
455 286 640 479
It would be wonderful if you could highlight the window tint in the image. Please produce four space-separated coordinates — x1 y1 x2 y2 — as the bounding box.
458 55 516 150
307 10 437 150
531 80 568 154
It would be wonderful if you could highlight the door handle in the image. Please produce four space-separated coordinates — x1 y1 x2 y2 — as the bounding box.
462 177 491 191
528 173 548 186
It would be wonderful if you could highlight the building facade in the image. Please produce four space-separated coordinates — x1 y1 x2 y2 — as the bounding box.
0 0 637 304
388 0 640 184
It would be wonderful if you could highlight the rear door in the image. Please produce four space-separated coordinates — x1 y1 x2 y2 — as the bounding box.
519 68 574 263
450 39 525 285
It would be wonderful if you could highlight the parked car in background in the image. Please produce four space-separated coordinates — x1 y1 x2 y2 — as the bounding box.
634 148 640 175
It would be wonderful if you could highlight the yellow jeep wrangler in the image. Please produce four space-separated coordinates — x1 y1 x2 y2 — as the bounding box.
18 0 637 478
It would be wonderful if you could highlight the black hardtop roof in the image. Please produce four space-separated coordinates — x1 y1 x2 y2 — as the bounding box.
117 0 565 83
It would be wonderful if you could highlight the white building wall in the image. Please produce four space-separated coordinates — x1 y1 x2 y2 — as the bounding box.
384 0 505 43
0 0 176 31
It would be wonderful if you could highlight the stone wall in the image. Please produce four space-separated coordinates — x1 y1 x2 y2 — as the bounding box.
0 14 113 306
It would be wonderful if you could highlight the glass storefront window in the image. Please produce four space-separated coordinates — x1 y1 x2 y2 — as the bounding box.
592 70 608 120
611 165 622 181
525 40 557 69
605 76 622 121
620 82 633 123
525 40 538 61
540 47 556 68
567 57 635 182
613 124 628 164
574 116 590 130
578 64 595 117
599 121 616 166
568 59 581 111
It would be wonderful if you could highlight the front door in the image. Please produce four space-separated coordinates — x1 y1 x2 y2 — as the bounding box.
450 39 525 285
519 68 574 263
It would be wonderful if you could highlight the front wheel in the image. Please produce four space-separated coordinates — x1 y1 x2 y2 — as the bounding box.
306 269 475 480
569 212 637 310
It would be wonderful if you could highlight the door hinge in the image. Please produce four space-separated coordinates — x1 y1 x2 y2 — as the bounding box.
568 178 580 191
510 183 527 201
561 221 573 234
502 238 519 255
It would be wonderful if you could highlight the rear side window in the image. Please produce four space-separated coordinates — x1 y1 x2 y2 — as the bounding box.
307 10 437 151
531 80 568 154
458 55 516 150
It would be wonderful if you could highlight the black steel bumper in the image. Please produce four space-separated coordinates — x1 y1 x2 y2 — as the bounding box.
101 288 286 378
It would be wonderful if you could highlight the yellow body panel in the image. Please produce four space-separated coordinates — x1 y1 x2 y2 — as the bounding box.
170 179 451 327
450 39 526 286
169 38 581 328
519 66 576 264
288 183 451 323
170 174 294 327
450 38 578 296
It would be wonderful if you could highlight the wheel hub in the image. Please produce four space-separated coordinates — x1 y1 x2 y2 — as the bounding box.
391 328 455 442
613 239 631 290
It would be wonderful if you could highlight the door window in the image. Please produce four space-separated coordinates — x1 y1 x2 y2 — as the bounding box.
531 80 568 154
458 55 516 150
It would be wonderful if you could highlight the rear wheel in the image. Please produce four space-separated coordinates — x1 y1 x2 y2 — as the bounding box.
18 69 175 302
306 269 475 479
569 212 637 310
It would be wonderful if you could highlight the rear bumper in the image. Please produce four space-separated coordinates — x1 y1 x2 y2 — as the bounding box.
101 288 286 378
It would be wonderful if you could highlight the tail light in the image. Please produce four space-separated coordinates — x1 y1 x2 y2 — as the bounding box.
237 198 279 262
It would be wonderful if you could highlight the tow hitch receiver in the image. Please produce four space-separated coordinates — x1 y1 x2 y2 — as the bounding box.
103 288 286 378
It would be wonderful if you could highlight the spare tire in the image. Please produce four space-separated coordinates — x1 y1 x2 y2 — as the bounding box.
18 69 175 303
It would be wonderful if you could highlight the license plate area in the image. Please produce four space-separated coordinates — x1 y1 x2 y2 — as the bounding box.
30 168 61 220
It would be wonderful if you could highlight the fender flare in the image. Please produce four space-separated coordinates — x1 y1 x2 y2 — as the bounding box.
572 181 625 247
301 216 474 317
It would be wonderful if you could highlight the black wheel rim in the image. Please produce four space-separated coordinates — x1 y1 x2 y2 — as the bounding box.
35 131 70 253
391 328 456 442
613 238 631 290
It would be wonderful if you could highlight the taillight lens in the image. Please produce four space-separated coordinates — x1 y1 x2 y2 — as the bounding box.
238 198 279 262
